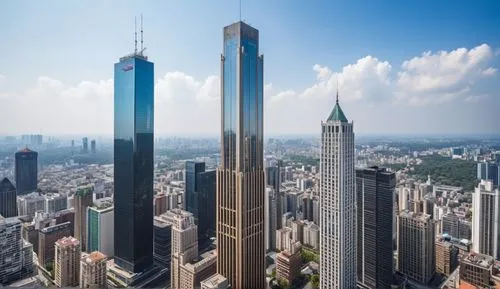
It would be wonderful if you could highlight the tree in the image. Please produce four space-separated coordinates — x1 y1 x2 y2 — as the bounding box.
310 274 320 289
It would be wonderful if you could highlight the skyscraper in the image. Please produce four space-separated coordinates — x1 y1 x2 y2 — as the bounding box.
74 185 93 252
54 237 81 287
196 170 216 248
320 93 356 288
15 148 38 195
216 21 265 289
266 162 282 229
90 139 96 154
356 166 395 289
185 161 205 214
87 202 114 257
82 137 89 153
114 45 154 273
80 251 108 289
472 179 500 259
0 178 17 218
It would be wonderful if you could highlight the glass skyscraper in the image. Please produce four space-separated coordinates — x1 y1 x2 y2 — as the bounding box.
216 21 265 289
15 148 38 195
114 51 154 273
184 161 206 216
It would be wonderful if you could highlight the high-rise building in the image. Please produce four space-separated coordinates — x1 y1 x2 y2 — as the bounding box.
216 21 265 289
196 170 216 248
356 166 395 289
54 236 81 287
178 250 217 289
276 242 302 286
44 193 68 214
15 148 38 195
265 187 277 251
74 185 93 252
185 161 205 214
114 46 154 273
435 236 459 277
154 193 167 216
87 202 114 257
153 215 172 269
90 139 96 154
0 178 17 218
441 212 459 238
397 211 435 284
80 251 108 289
266 163 282 229
477 161 499 187
82 137 89 154
38 222 71 267
0 216 34 285
303 221 320 250
320 92 356 289
472 179 500 259
17 192 45 217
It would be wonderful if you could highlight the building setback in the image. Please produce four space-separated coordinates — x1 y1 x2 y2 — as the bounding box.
356 166 395 289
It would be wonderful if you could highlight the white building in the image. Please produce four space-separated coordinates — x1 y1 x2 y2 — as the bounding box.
472 180 500 259
86 202 114 257
80 251 107 289
303 221 319 250
319 95 356 288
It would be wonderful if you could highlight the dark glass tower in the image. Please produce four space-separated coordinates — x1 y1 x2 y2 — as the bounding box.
0 178 17 218
266 163 282 229
217 21 265 289
185 161 206 215
197 170 216 248
356 166 395 289
114 50 154 273
15 148 38 195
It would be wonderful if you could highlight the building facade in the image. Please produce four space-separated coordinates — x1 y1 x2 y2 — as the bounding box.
74 185 93 252
320 94 356 288
114 48 154 273
80 251 107 289
185 161 205 215
435 236 459 276
55 237 81 287
276 242 302 286
15 148 38 195
38 221 71 267
472 179 500 259
196 170 216 249
153 215 172 269
265 187 277 251
87 203 114 257
216 21 265 289
356 166 395 289
266 163 282 229
397 211 435 284
0 178 17 218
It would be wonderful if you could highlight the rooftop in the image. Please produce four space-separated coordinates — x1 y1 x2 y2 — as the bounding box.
18 147 35 153
82 251 107 264
0 177 15 192
200 273 228 288
56 236 80 247
463 252 494 269
326 92 348 123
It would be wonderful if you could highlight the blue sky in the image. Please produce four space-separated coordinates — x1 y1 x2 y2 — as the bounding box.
1 1 499 136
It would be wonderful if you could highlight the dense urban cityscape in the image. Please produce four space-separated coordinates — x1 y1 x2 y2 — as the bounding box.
1 2 500 289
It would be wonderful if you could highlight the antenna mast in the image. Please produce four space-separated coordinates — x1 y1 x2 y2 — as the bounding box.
134 16 138 54
336 77 339 103
140 14 144 51
239 0 242 21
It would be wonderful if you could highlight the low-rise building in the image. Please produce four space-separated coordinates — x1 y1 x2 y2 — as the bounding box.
80 251 107 289
276 242 302 286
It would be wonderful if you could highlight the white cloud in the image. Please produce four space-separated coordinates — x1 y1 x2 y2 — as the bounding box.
0 74 5 84
482 67 497 76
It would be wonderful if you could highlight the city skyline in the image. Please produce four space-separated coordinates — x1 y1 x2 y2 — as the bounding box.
1 1 499 136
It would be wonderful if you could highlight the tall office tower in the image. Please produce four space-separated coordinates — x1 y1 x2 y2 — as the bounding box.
80 251 108 289
55 237 81 287
397 211 435 284
319 92 356 289
114 42 154 274
216 21 265 289
196 170 216 248
472 179 500 259
356 166 395 289
265 187 277 251
266 162 282 229
0 216 34 285
153 215 172 269
15 148 38 195
87 203 114 257
185 161 206 213
90 140 96 154
82 137 89 153
0 178 17 218
168 209 198 289
477 161 499 187
38 222 71 267
458 219 472 240
74 185 93 252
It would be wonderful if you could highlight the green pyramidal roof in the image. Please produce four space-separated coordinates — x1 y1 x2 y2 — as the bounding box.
327 101 348 122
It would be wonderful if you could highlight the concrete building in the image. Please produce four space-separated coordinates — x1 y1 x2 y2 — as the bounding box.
472 180 500 259
55 236 81 287
178 250 217 289
276 227 293 252
38 221 71 267
291 220 304 244
75 185 93 252
435 236 459 276
216 21 266 289
0 216 34 285
441 212 459 238
0 178 17 218
303 221 319 250
200 274 230 289
276 242 302 286
154 193 167 216
356 166 395 289
80 251 107 289
44 193 68 214
320 91 356 288
86 202 114 257
397 211 435 284
265 187 277 252
17 192 45 217
459 252 494 288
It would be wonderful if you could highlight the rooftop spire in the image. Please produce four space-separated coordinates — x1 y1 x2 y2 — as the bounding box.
336 78 339 104
134 16 138 54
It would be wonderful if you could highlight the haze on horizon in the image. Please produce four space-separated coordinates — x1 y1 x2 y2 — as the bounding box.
0 1 499 137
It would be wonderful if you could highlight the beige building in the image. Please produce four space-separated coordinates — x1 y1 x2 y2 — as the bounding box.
397 211 435 284
276 242 302 285
276 227 293 252
55 236 81 287
200 274 230 289
80 251 107 289
178 250 217 289
435 236 459 276
74 185 93 252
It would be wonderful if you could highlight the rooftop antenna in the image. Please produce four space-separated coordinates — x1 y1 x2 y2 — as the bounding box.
134 16 138 54
140 14 144 51
239 0 242 22
336 77 339 104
